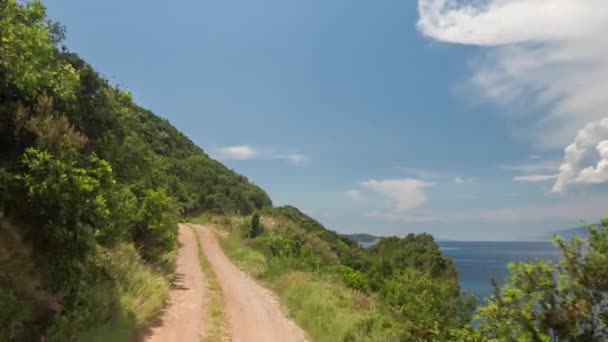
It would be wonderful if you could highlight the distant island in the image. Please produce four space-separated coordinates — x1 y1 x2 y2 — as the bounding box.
550 223 599 240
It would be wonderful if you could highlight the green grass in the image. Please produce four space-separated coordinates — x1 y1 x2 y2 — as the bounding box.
190 225 230 342
103 244 170 327
219 231 267 278
49 243 170 342
273 271 372 341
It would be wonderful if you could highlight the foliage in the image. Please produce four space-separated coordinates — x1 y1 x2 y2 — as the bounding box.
131 188 177 264
0 0 79 99
366 233 457 287
380 269 475 341
477 222 608 341
328 265 369 291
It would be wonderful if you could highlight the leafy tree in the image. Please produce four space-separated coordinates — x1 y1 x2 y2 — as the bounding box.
0 0 78 99
16 148 113 255
381 269 476 341
477 222 608 341
131 188 177 263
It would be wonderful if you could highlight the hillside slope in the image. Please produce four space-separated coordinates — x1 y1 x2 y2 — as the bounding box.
0 1 269 340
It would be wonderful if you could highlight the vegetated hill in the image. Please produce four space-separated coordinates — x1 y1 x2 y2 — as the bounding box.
0 1 269 340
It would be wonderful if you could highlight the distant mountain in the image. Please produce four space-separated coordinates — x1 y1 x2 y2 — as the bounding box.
342 233 381 244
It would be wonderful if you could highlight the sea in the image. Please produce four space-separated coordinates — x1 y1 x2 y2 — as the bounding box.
438 241 561 300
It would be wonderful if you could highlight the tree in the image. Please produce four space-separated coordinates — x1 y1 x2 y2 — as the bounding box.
477 222 608 341
0 0 78 99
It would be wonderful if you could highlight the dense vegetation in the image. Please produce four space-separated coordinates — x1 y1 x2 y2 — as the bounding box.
0 1 269 340
205 207 477 341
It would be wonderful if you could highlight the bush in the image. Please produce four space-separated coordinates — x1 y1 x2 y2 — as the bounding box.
329 265 369 291
47 244 169 341
130 188 178 265
380 269 475 341
476 221 608 341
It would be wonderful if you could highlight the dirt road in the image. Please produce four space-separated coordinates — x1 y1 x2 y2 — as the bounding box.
192 224 308 342
144 224 208 342
145 224 307 342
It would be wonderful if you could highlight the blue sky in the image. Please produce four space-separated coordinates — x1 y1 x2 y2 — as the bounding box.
45 0 608 240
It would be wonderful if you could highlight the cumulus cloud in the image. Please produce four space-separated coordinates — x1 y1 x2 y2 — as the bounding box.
216 145 309 165
361 178 434 212
553 118 608 192
417 0 608 148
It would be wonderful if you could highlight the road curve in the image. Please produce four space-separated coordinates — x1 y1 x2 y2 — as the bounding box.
191 224 308 342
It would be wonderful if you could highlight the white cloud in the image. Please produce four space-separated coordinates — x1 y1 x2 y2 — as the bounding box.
368 199 608 224
501 159 560 183
500 160 561 174
216 145 309 165
344 189 362 201
553 118 608 192
217 145 256 160
361 178 434 212
513 174 557 182
417 0 608 148
453 176 473 184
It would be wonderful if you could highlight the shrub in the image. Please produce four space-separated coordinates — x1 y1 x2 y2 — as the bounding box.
329 265 369 291
130 188 178 264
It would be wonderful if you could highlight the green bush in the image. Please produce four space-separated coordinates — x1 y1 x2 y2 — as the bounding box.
329 265 369 291
380 269 475 341
476 222 608 341
130 188 177 265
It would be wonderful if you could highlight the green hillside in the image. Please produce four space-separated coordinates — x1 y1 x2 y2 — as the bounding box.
0 1 268 340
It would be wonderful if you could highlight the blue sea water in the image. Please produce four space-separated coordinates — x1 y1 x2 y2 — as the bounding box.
439 241 561 300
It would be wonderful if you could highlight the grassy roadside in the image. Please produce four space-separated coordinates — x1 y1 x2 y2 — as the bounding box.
53 243 171 341
212 221 397 342
189 225 231 342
